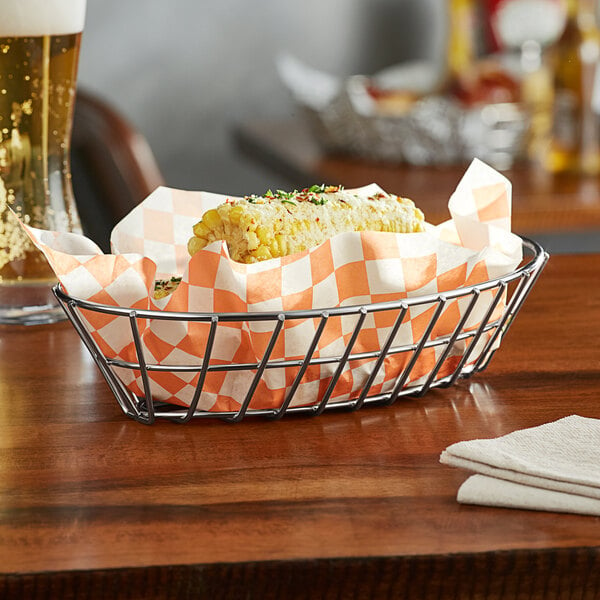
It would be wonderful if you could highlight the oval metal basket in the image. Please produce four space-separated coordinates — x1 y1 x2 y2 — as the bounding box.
54 237 548 424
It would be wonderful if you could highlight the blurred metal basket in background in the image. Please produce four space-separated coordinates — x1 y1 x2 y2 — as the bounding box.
302 77 528 171
277 56 530 171
54 238 548 425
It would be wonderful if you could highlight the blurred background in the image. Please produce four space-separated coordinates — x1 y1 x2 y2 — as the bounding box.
75 0 600 253
77 0 445 195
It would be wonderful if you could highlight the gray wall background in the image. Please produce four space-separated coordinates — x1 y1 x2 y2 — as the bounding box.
77 0 444 196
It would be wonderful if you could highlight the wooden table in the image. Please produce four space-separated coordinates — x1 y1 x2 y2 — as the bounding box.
234 118 600 237
0 252 599 599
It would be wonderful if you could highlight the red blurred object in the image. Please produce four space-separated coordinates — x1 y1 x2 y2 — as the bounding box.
485 0 504 50
451 60 521 106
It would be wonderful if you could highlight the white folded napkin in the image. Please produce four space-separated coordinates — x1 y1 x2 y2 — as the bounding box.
440 415 600 515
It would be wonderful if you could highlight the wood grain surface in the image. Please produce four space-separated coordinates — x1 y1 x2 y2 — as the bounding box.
0 254 599 599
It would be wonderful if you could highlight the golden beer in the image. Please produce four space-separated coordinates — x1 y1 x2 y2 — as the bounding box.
0 0 86 324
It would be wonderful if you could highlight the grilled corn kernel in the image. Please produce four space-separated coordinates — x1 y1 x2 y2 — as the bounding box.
275 234 287 256
229 204 244 224
256 225 270 244
188 235 207 255
202 209 222 229
247 230 260 251
252 246 273 261
193 221 210 239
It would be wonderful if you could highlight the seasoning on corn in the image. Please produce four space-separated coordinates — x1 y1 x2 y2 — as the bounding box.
188 185 425 264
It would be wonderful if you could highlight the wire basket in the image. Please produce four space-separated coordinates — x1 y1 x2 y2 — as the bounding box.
54 237 548 424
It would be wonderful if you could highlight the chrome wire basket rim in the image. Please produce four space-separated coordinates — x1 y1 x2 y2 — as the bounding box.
54 237 546 321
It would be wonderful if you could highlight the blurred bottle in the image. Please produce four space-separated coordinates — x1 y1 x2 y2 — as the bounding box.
577 0 600 174
447 0 481 78
489 0 565 165
520 40 555 165
546 0 600 174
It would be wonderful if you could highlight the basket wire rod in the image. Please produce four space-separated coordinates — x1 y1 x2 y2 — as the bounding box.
269 311 330 420
58 295 141 419
102 325 486 375
170 315 220 424
446 281 508 387
313 307 369 417
353 303 409 411
128 312 155 425
471 273 529 374
474 255 549 373
101 319 497 376
415 289 483 397
225 313 286 423
387 296 448 405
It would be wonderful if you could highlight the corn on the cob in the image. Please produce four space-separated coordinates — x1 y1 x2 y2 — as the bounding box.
188 185 425 264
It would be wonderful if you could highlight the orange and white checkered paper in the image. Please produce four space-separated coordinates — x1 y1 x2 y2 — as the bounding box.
27 158 522 411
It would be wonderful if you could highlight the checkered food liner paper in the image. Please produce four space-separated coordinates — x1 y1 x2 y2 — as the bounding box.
27 158 522 411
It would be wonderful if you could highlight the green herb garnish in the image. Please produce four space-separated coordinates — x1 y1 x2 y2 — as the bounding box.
244 185 344 205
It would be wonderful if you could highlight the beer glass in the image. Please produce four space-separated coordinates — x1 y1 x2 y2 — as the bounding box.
0 0 86 325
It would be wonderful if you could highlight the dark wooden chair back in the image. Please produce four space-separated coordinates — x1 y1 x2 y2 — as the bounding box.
71 89 165 251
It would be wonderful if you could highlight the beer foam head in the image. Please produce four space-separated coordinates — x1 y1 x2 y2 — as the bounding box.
0 0 86 37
